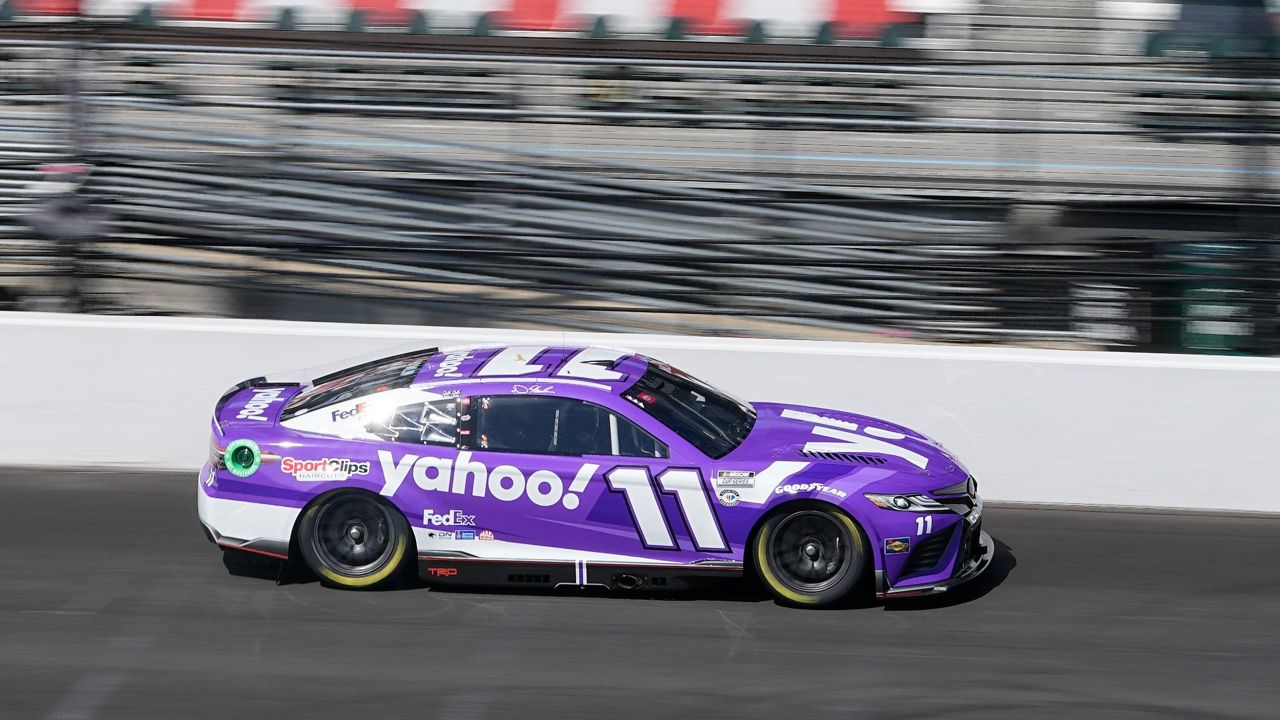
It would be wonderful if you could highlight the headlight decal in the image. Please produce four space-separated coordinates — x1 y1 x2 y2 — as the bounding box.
864 493 947 512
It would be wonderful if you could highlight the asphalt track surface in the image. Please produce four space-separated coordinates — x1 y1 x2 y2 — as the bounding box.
3 469 1279 720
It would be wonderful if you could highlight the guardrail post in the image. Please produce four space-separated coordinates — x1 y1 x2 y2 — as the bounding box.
274 8 296 32
407 10 428 34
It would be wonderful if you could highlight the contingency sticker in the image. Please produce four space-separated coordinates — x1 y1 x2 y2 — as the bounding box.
715 470 756 488
884 537 911 554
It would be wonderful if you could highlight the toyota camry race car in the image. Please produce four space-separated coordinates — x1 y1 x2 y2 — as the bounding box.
199 345 992 607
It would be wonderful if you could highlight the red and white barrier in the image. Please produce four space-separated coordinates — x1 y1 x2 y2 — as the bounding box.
11 0 919 38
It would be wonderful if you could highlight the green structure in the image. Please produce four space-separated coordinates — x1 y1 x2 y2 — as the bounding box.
1167 242 1260 354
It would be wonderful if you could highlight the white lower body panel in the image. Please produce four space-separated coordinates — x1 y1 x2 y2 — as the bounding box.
197 475 300 557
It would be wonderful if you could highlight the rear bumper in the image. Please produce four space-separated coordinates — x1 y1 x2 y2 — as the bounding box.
876 531 994 599
197 469 299 559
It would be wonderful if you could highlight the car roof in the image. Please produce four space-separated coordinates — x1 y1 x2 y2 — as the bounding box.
410 345 649 395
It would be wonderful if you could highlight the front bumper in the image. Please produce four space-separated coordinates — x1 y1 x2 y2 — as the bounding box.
875 531 994 599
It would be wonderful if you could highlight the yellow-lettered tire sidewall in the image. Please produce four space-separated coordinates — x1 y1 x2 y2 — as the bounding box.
756 523 821 605
299 494 410 590
753 505 866 608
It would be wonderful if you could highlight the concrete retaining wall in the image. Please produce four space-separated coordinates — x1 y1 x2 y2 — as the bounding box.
3 311 1278 511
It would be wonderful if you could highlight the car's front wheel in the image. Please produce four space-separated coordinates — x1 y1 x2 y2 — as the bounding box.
754 505 867 607
298 491 410 589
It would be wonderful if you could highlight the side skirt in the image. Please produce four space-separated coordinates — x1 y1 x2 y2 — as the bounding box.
203 520 290 560
417 555 744 592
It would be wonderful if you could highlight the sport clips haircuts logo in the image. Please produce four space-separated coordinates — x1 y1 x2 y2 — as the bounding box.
281 457 370 482
235 387 286 422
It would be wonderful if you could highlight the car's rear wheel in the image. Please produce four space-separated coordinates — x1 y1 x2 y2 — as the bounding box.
754 505 866 607
298 490 410 589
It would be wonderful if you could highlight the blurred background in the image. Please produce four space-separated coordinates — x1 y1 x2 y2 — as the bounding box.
1 0 1277 353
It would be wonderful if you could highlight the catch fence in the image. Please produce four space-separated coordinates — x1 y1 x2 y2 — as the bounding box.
1 25 1276 351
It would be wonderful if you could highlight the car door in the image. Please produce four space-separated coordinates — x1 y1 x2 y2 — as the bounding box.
460 394 727 565
582 410 731 559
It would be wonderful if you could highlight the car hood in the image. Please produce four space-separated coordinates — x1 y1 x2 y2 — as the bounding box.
723 402 967 481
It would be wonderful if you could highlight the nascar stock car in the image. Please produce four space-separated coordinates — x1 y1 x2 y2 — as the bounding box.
199 345 992 607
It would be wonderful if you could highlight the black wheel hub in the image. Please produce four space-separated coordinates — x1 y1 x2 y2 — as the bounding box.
769 512 852 593
346 523 366 544
313 496 394 576
802 540 822 560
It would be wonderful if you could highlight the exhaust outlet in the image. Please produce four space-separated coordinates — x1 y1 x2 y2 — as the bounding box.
614 573 646 591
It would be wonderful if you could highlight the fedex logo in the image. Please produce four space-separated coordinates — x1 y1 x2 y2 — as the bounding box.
423 509 476 527
330 402 367 422
235 387 285 422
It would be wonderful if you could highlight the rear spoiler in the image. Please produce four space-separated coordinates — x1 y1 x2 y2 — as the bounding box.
215 376 266 415
213 377 301 432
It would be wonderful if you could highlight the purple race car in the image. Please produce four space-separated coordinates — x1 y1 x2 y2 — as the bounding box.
199 345 992 607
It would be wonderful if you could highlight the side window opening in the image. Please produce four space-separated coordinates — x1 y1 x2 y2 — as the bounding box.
555 399 611 456
366 398 458 446
611 413 668 459
472 396 560 454
468 396 668 458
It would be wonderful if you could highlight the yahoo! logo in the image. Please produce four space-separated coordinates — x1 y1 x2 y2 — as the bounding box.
235 387 285 422
377 450 595 510
432 351 472 378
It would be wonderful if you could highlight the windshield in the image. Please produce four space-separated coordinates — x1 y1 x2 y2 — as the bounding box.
622 359 755 459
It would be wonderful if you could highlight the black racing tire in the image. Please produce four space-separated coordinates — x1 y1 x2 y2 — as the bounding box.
298 490 411 590
753 504 867 608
